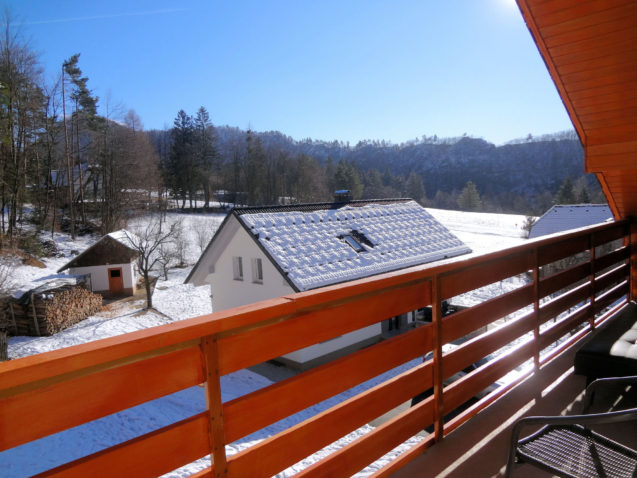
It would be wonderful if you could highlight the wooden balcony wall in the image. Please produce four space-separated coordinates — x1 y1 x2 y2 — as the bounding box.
0 219 631 477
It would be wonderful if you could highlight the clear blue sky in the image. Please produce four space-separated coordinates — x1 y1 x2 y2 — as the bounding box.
5 0 573 145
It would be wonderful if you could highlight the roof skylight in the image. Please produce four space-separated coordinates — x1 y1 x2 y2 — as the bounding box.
342 234 365 252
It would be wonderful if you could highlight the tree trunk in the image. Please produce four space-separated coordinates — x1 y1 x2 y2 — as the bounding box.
61 67 76 240
0 330 7 362
144 272 152 309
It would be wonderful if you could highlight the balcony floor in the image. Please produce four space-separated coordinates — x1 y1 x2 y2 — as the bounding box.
392 342 637 478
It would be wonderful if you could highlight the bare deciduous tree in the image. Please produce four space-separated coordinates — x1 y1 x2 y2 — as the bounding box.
192 220 213 254
124 217 182 309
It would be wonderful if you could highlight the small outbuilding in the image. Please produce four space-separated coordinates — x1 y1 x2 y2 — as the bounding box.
58 230 139 296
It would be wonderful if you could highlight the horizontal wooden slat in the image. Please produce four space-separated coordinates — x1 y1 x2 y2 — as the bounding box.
36 413 209 478
442 313 535 380
594 281 629 312
218 279 430 374
440 250 533 299
0 345 203 451
296 397 435 478
595 246 629 273
226 362 432 478
223 325 432 442
538 0 630 28
586 125 637 148
539 306 591 349
538 262 590 299
541 3 637 39
537 235 589 266
538 281 591 324
443 341 535 414
441 285 533 343
594 263 629 293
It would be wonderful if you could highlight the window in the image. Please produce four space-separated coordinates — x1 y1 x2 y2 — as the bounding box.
342 234 365 252
252 258 263 283
232 256 243 281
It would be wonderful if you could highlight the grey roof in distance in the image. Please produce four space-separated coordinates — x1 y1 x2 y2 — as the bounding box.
528 204 612 239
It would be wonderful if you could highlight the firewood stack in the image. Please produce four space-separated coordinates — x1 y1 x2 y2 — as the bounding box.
7 286 103 337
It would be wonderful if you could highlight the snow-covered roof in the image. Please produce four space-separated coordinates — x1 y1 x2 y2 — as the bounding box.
528 204 612 239
58 229 139 272
107 229 138 247
236 199 471 291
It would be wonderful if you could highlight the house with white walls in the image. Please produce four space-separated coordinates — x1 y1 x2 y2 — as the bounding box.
186 198 471 369
58 230 139 297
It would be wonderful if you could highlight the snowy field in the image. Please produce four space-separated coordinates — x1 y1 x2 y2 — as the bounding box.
2 208 530 477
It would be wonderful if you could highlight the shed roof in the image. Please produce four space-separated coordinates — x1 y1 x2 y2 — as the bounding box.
58 230 139 272
232 199 471 291
528 204 612 239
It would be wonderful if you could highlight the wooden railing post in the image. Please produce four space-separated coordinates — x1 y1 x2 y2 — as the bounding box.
532 248 540 370
202 335 228 477
432 275 444 442
589 233 596 329
629 221 635 301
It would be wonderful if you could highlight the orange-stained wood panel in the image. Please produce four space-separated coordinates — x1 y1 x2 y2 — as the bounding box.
0 345 204 452
518 0 637 219
443 340 535 413
442 313 535 380
223 325 432 442
34 413 210 478
226 362 433 478
441 284 534 343
295 397 436 478
218 279 430 374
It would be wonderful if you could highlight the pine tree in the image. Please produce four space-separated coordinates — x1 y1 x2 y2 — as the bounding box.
168 110 195 208
193 106 218 208
457 181 482 211
406 171 425 204
554 177 576 204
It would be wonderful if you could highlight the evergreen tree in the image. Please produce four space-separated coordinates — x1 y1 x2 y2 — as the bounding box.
406 171 425 204
193 106 218 208
554 177 576 204
167 110 195 208
457 181 482 211
578 186 591 204
334 160 363 199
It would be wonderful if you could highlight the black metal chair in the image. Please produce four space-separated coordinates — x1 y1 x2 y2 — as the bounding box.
505 376 637 477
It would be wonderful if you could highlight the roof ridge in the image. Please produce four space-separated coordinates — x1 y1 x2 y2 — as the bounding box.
232 198 413 216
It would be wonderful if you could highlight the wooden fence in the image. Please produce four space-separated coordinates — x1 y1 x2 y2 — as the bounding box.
0 219 631 477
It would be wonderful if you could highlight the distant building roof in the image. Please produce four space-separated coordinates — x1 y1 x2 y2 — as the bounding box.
528 204 612 239
232 199 471 291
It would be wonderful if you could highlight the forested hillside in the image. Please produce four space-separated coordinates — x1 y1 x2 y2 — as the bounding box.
150 124 602 216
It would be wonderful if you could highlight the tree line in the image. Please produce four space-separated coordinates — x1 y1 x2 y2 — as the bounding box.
0 12 161 247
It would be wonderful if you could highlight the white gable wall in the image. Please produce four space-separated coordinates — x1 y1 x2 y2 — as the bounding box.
208 224 294 312
68 262 136 294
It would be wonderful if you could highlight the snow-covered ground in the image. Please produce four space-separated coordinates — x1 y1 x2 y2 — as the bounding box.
1 208 530 477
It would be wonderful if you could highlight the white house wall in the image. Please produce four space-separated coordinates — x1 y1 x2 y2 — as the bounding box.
69 263 136 294
206 225 294 312
283 324 381 367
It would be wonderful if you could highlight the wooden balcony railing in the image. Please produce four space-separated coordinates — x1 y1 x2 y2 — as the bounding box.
0 219 631 477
